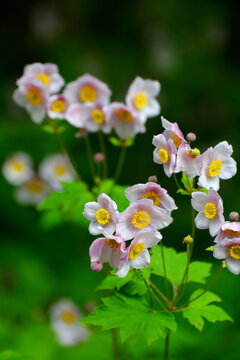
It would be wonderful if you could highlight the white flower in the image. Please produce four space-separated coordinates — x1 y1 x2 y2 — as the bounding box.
125 76 160 123
191 187 224 236
17 63 64 94
152 133 177 177
213 238 240 275
47 94 70 119
64 73 111 105
105 102 145 139
39 154 75 191
2 152 33 186
15 177 49 205
198 141 237 191
161 117 186 149
175 143 202 178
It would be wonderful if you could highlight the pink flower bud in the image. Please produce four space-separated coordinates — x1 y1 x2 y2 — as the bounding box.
93 153 104 163
75 128 88 138
229 211 239 221
148 175 158 183
186 132 196 142
91 261 102 272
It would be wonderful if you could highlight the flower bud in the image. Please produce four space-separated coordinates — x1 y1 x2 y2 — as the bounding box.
183 235 194 245
191 148 200 157
91 261 102 272
75 128 88 138
186 132 196 142
93 153 104 163
229 211 239 221
148 175 158 183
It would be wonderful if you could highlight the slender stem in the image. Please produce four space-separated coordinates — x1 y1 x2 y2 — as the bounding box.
98 131 108 179
47 117 82 180
114 146 127 183
111 328 119 360
173 244 191 305
142 276 167 311
192 208 196 242
84 135 96 181
173 173 182 190
164 330 170 360
150 281 169 304
160 242 170 299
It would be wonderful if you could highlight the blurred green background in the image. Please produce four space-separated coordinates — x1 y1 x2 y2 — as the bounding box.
0 0 239 359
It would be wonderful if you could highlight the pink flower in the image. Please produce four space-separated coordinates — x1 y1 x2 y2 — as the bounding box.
175 143 202 178
64 74 111 105
116 229 162 278
125 182 177 213
161 117 186 149
83 194 119 235
198 141 237 191
152 133 177 177
116 198 172 240
65 103 84 128
191 187 224 236
105 102 145 139
47 94 70 119
213 237 240 275
125 76 161 123
214 221 240 243
17 63 64 94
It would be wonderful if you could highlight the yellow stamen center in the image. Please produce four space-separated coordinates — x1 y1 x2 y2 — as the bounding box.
61 310 76 324
229 244 240 260
26 87 42 106
96 208 110 225
79 85 97 102
26 179 44 193
35 73 50 86
204 202 217 219
105 238 120 251
92 109 105 124
51 99 66 113
10 160 24 172
129 242 145 260
171 133 182 148
115 109 133 123
158 149 169 163
54 165 67 176
209 160 222 177
142 191 160 206
224 229 240 237
132 211 150 229
187 148 200 160
134 93 148 109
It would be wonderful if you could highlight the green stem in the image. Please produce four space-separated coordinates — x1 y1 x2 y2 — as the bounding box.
150 281 169 304
114 146 127 183
160 241 170 299
142 276 166 311
164 330 170 360
98 131 108 179
84 135 96 181
173 173 182 190
111 328 119 360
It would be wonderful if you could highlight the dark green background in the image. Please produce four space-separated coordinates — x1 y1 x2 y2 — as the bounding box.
0 0 239 359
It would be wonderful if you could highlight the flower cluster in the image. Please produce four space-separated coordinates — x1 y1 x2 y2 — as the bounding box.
49 299 90 347
14 63 161 139
2 152 75 205
83 182 177 277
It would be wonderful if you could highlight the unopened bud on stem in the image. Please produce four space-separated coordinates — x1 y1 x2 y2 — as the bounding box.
94 153 104 163
148 175 158 183
186 132 196 142
183 235 194 245
229 211 239 221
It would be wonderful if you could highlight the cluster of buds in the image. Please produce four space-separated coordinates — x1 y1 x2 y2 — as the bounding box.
83 182 177 277
13 63 161 140
2 152 75 205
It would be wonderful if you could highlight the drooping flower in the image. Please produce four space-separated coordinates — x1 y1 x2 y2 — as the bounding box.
175 143 202 178
15 176 49 205
125 182 177 213
198 141 237 191
89 228 126 269
191 187 224 236
214 221 240 243
39 154 75 191
152 133 177 177
17 63 65 94
47 94 70 119
161 116 186 149
116 198 172 240
64 73 111 105
125 76 161 123
50 299 90 347
116 229 162 278
83 193 119 235
13 79 48 123
2 152 33 186
105 102 145 139
213 237 240 275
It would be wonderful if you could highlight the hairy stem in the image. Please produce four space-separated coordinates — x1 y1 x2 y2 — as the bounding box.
114 146 127 183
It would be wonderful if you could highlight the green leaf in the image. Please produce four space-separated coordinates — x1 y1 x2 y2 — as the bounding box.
177 188 191 196
151 246 212 285
110 185 129 212
198 187 208 193
183 290 233 331
92 179 114 197
0 351 30 360
97 271 135 291
206 246 213 251
109 137 122 147
83 294 177 344
181 173 193 192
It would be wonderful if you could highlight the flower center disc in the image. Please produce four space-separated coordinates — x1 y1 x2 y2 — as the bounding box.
61 310 76 324
51 99 66 113
35 73 50 86
171 133 182 148
134 93 148 109
26 87 42 106
142 191 160 206
10 160 24 172
132 211 150 229
129 242 145 260
105 238 120 250
54 165 67 176
115 109 133 123
209 160 222 177
96 208 110 225
158 149 169 163
92 109 104 124
224 229 240 237
204 202 217 219
26 179 44 193
229 244 240 260
79 85 97 102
